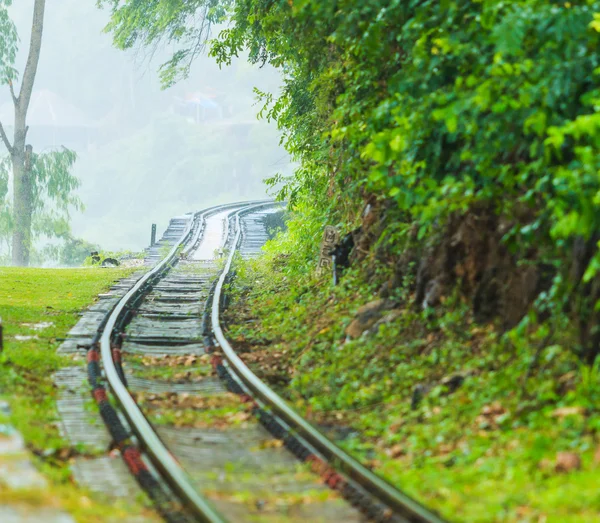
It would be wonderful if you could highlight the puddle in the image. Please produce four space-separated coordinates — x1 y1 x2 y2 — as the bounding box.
190 210 229 261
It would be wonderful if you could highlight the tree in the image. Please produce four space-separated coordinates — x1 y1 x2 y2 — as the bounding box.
97 0 231 88
99 0 600 363
0 147 82 261
0 0 16 259
0 0 80 266
0 1 17 82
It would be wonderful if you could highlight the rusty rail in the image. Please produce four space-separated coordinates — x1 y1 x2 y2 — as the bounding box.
95 201 269 522
209 207 446 523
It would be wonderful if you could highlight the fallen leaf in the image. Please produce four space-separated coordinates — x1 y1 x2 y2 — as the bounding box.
260 439 284 449
593 446 600 466
516 506 532 517
551 406 585 418
229 411 251 423
555 451 581 473
386 444 404 459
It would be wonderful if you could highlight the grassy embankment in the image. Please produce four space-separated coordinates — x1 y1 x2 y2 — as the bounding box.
0 266 159 522
224 227 600 523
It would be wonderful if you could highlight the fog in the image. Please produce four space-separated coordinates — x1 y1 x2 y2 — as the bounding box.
0 0 290 254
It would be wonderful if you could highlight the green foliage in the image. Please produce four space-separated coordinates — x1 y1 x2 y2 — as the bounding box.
30 149 82 237
55 236 100 266
98 1 600 515
97 0 232 87
0 0 17 84
228 241 600 521
0 148 82 260
97 2 600 229
0 5 85 265
211 0 600 242
133 0 600 360
100 0 600 351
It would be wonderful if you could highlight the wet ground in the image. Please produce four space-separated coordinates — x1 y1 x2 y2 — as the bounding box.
121 207 365 521
49 205 366 522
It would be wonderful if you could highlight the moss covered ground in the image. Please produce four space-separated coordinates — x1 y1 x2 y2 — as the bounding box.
0 266 159 522
224 231 600 523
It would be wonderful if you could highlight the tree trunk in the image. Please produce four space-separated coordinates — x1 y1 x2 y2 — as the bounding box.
10 0 46 266
11 144 33 265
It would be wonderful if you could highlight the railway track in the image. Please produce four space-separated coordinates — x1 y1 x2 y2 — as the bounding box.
86 201 445 523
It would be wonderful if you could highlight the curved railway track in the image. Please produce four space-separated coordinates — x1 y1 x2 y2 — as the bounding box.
86 201 445 523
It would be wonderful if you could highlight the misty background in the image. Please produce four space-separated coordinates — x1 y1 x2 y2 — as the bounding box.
0 0 290 253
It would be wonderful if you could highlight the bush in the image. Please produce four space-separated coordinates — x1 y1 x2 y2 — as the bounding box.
214 0 600 361
101 0 600 359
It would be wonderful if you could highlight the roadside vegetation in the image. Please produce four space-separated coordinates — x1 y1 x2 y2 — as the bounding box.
225 222 600 522
0 266 157 521
97 1 600 520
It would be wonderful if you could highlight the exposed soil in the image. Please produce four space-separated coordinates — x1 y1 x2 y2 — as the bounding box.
351 200 555 331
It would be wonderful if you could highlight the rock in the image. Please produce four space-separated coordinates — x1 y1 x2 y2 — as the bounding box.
101 257 120 267
441 374 465 393
422 278 444 309
411 383 431 410
370 309 403 333
555 451 581 473
345 299 394 338
378 280 392 298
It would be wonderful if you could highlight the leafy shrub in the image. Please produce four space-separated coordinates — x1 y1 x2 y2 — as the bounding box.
213 0 600 361
102 0 600 359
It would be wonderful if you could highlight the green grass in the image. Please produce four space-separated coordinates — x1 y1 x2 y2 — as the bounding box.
0 266 159 521
225 240 600 523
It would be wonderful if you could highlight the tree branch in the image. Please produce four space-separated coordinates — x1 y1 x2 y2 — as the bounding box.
18 0 46 115
8 80 17 105
0 121 13 154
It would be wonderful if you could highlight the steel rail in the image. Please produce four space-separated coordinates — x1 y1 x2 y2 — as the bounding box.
211 206 446 523
99 200 269 523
